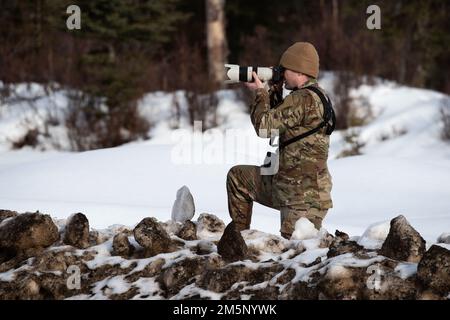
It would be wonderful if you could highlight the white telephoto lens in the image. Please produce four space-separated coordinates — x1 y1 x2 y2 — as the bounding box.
224 64 274 83
256 67 273 82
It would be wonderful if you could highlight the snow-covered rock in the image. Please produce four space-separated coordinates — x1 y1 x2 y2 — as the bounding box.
0 212 59 257
0 210 18 225
196 240 216 255
417 245 450 296
0 211 448 300
196 213 225 239
161 220 182 236
357 220 390 249
133 217 175 257
63 212 90 249
437 233 450 244
380 215 426 263
112 233 134 257
176 221 197 241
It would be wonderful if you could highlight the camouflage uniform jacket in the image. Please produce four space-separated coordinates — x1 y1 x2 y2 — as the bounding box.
250 78 333 210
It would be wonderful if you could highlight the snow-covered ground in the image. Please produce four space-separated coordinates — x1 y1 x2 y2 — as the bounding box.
0 74 449 244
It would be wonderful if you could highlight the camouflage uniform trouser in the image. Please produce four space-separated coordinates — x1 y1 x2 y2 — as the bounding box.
226 165 328 239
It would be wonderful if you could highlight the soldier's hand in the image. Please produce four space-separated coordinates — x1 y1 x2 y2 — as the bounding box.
245 71 264 91
269 79 284 93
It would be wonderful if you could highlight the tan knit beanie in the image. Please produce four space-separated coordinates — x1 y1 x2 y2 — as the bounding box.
279 42 319 78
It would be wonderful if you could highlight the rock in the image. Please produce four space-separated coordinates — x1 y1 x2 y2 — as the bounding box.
222 284 281 300
63 213 90 249
133 217 173 257
34 272 75 299
305 257 323 268
196 213 225 238
0 210 22 262
199 265 252 293
18 278 41 299
217 221 248 262
171 185 195 223
362 261 417 300
416 289 444 300
199 264 283 294
380 215 426 263
281 281 319 300
0 209 18 224
320 265 362 299
157 257 205 297
318 230 335 248
176 221 197 241
0 212 59 255
327 230 365 258
91 229 115 246
2 209 446 300
260 236 286 254
88 229 113 247
161 220 182 235
0 276 42 300
437 233 450 244
88 230 100 246
242 230 287 255
417 245 450 295
196 240 215 255
275 268 296 286
335 230 349 241
112 233 135 257
125 258 166 282
107 224 133 236
35 250 76 272
1 277 42 300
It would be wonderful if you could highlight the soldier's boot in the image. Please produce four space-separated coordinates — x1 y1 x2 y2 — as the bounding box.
280 207 328 238
226 164 278 231
308 208 328 230
280 232 291 240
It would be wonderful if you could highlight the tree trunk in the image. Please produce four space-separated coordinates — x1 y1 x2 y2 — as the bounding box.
206 0 228 88
332 0 339 29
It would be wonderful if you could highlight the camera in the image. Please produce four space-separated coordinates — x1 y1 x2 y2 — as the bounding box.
224 64 284 84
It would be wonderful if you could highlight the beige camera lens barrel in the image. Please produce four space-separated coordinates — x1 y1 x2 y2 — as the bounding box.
224 64 273 83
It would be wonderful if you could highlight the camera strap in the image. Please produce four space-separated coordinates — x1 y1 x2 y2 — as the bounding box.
278 85 336 151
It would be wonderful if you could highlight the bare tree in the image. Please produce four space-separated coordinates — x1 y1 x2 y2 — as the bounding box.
206 0 228 87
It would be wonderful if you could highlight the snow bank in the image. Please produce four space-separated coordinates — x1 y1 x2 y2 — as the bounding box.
0 74 449 244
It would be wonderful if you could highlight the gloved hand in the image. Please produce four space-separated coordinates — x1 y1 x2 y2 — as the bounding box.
244 71 265 91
